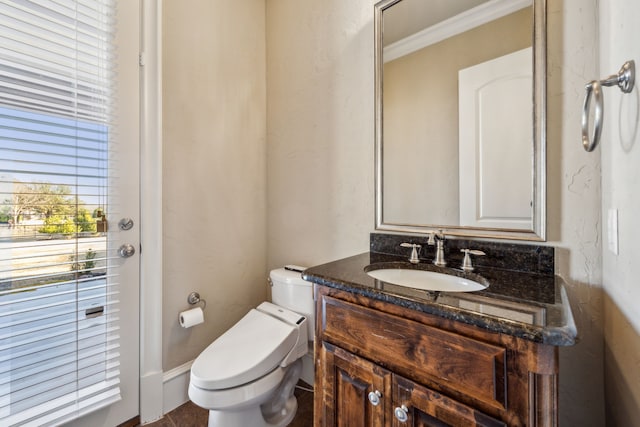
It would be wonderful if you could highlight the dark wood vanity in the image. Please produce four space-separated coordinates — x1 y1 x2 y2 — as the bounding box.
315 285 558 427
303 237 576 427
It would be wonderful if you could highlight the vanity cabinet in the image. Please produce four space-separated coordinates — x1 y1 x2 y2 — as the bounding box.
314 285 559 427
319 343 390 427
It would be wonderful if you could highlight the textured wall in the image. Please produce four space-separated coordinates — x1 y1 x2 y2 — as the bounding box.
267 0 606 424
599 0 640 425
162 0 267 370
266 1 375 270
546 0 606 425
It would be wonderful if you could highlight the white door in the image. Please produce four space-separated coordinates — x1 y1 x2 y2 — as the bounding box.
458 48 533 230
69 1 141 426
0 1 140 426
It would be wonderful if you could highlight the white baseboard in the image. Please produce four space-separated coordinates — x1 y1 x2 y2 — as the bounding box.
162 360 193 414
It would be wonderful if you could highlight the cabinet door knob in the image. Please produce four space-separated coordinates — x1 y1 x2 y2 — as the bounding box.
394 405 409 423
367 390 382 406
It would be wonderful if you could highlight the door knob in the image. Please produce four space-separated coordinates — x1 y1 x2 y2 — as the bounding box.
118 244 136 258
394 405 409 423
368 390 382 406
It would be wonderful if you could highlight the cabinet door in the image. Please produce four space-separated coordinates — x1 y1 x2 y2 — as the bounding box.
392 375 506 427
317 342 391 427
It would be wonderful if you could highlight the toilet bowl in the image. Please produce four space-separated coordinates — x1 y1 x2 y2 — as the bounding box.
189 267 314 427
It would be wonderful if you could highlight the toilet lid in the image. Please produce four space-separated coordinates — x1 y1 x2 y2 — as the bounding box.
190 308 298 390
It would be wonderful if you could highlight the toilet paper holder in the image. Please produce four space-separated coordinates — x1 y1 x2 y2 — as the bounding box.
187 292 207 310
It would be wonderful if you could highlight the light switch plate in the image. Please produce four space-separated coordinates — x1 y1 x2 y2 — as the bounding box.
608 208 619 255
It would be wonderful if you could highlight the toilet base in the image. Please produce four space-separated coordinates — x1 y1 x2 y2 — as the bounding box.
207 396 297 427
199 360 303 427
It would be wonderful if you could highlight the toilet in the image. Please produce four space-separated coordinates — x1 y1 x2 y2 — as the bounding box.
188 266 314 427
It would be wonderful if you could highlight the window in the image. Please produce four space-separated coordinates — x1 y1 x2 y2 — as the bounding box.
0 1 121 425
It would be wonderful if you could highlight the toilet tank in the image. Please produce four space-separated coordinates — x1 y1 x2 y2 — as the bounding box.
270 266 314 340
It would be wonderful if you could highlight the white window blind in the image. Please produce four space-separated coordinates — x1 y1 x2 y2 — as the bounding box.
0 1 121 426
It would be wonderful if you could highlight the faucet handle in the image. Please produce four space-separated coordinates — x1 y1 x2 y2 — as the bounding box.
460 249 486 272
400 243 421 264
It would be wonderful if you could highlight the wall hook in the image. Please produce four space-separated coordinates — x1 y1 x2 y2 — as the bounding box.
582 60 636 152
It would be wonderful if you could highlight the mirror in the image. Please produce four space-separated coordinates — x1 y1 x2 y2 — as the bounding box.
374 0 546 241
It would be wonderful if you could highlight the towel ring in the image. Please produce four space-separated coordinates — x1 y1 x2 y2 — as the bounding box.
582 60 635 152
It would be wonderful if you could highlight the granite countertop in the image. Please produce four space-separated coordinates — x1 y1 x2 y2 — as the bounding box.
303 252 577 346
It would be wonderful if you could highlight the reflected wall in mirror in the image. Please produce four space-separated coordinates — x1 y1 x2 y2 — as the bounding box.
374 0 546 241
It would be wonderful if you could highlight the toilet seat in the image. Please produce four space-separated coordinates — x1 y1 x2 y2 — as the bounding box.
190 308 299 390
189 364 287 411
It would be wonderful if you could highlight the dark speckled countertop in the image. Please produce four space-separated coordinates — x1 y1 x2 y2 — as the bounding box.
303 245 577 346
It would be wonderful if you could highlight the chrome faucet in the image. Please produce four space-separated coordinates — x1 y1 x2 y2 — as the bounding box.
400 243 421 264
428 231 446 267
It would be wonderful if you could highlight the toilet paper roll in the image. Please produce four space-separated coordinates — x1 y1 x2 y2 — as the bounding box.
179 307 204 328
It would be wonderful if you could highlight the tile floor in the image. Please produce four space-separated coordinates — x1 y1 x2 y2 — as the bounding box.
141 383 313 427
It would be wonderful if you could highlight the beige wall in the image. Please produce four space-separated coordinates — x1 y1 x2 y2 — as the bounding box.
545 1 606 425
266 0 375 270
267 0 606 425
162 0 267 370
599 0 640 425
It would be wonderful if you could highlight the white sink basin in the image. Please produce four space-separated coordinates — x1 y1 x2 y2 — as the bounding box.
366 268 487 292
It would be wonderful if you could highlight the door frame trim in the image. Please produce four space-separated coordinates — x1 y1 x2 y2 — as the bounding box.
139 0 164 423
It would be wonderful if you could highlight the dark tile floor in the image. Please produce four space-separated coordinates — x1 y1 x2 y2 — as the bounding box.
143 383 313 427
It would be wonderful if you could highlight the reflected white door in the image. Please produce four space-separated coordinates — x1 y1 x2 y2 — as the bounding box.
458 48 533 230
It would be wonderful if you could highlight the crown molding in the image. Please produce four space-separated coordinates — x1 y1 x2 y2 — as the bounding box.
384 0 531 63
